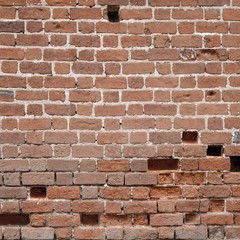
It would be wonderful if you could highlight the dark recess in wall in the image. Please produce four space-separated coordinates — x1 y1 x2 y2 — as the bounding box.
148 158 179 170
182 131 198 143
107 5 120 22
230 156 240 172
0 214 30 225
30 186 47 198
207 145 223 156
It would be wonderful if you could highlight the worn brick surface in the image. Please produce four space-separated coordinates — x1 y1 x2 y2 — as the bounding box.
0 0 239 238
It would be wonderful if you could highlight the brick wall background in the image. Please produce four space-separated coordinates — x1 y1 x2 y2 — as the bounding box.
0 0 240 239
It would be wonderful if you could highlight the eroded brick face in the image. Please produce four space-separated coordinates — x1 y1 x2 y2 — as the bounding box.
0 0 239 239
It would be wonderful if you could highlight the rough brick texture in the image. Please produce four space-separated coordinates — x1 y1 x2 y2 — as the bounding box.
0 0 240 239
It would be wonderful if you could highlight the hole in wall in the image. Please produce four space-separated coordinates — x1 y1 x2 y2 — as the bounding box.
207 145 223 156
81 214 99 225
107 5 120 22
185 214 200 224
182 131 198 143
0 214 30 225
230 156 240 172
148 158 179 171
30 186 47 198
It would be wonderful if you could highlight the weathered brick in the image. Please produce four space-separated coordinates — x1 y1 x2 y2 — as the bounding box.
150 214 183 226
0 21 24 32
21 227 54 240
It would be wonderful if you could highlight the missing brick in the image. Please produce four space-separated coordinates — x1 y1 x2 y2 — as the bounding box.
107 5 120 22
0 214 30 225
182 131 198 143
30 186 46 198
230 156 240 172
148 158 179 171
81 214 99 225
207 145 223 156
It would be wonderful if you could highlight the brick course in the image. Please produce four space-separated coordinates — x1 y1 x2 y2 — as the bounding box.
0 0 239 239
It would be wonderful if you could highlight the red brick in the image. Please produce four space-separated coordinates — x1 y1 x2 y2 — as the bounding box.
0 132 24 144
44 49 76 61
70 118 102 130
201 213 233 225
146 77 178 88
122 118 155 129
95 77 126 89
223 9 240 20
124 201 157 214
0 0 25 5
173 9 203 19
174 118 205 129
19 119 51 130
223 36 240 47
74 173 106 184
45 21 76 32
124 146 156 158
22 172 54 185
0 21 24 32
144 104 177 116
72 146 103 158
95 105 126 116
197 104 228 115
44 76 75 88
150 132 181 144
50 34 67 45
22 201 53 213
96 50 128 61
172 35 202 47
199 158 230 171
0 187 27 199
226 227 240 239
198 76 226 88
19 7 50 19
100 187 131 200
72 201 104 213
48 187 80 199
0 48 24 60
199 186 231 198
0 34 15 46
20 62 51 74
75 227 105 240
96 22 127 34
150 214 183 226
174 145 207 157
100 215 132 226
98 160 129 172
48 214 80 227
224 173 240 184
197 22 228 33
55 228 72 239
175 172 205 185
122 63 154 74
70 8 101 19
45 132 77 144
72 62 103 74
173 63 205 74
176 226 208 239
145 22 177 33
121 8 152 20
21 227 54 240
46 0 76 5
97 132 128 144
125 173 157 185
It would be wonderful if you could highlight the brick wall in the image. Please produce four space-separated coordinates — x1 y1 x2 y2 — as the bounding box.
0 0 240 239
